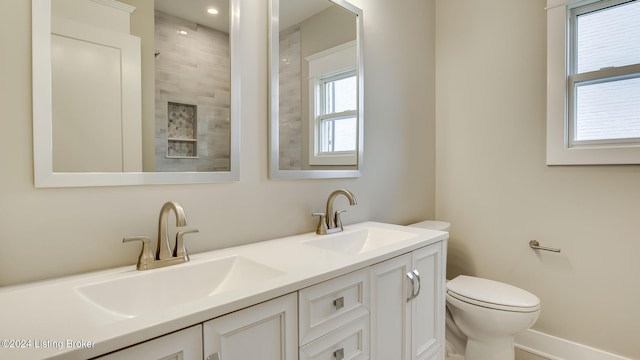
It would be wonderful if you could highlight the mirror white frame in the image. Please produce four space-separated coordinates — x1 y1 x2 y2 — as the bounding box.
32 0 241 187
268 0 364 179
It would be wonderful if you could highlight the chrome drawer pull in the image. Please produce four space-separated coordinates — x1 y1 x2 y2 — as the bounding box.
334 296 345 310
207 352 220 360
334 348 345 360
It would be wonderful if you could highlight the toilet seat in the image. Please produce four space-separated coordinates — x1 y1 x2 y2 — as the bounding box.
447 276 540 313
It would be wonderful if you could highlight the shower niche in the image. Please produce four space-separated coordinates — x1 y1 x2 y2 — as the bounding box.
167 102 198 158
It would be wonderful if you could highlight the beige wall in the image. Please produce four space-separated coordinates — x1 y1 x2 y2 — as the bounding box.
0 0 435 286
435 0 640 358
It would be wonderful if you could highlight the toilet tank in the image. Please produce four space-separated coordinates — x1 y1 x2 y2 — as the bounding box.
409 220 451 232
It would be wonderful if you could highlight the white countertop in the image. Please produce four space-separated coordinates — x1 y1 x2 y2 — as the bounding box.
0 221 447 360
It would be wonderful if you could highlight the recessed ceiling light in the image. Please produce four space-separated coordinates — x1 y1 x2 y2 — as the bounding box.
177 30 188 36
207 8 219 15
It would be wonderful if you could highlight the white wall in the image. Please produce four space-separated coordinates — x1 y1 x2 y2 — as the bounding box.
0 0 435 286
435 0 640 358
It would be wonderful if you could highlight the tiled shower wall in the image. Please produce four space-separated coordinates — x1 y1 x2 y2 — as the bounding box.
154 10 231 172
278 25 302 170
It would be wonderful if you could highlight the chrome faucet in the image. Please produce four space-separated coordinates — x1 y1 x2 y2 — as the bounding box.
123 201 198 270
313 189 357 235
157 201 187 260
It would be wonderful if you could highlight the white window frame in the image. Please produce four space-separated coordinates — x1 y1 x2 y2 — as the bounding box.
316 70 357 153
307 41 358 166
546 0 640 164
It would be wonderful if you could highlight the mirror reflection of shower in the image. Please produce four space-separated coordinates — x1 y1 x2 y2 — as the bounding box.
153 2 232 172
48 0 233 174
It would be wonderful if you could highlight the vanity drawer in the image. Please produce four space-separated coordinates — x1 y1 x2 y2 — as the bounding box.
299 268 369 345
299 315 369 360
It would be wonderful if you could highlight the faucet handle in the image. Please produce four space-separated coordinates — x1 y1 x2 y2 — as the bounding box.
334 209 348 230
174 229 199 261
312 212 328 235
123 236 155 270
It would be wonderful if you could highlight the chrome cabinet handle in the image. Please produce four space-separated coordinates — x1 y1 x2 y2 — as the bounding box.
406 271 415 302
334 296 345 310
412 269 421 299
406 269 422 301
334 348 345 360
207 352 220 360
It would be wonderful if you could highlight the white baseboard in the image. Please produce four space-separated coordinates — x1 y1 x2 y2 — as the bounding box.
515 329 631 360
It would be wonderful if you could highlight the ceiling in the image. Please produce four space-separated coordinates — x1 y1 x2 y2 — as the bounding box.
153 0 333 34
279 0 333 30
154 0 230 33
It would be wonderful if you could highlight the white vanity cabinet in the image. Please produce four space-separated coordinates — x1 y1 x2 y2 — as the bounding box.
89 242 444 360
370 242 445 360
94 242 444 360
94 325 203 360
203 293 298 360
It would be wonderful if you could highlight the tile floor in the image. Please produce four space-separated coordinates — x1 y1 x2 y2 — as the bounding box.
445 348 550 360
515 348 550 360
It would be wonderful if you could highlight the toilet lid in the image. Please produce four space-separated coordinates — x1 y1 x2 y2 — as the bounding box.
447 276 540 311
409 220 451 232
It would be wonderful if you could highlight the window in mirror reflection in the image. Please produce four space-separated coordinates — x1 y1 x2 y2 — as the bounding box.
277 1 358 171
317 71 357 154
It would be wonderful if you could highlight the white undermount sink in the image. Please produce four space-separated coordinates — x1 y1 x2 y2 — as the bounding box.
75 256 286 318
303 226 418 255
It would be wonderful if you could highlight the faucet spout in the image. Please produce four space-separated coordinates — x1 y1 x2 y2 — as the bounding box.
157 201 187 260
325 189 357 230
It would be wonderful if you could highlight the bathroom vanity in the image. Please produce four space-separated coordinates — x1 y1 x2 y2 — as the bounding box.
0 222 447 360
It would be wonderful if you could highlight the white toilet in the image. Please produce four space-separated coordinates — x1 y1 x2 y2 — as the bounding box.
409 221 541 360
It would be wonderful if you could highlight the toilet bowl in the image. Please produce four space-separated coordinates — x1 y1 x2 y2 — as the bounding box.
408 221 541 360
446 275 540 360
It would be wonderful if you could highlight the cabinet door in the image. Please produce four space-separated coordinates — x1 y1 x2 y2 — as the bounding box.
94 325 202 360
370 253 412 360
411 243 445 360
203 293 298 360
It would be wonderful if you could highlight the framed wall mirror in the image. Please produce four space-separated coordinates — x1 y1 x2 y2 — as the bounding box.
32 0 240 187
268 0 363 179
